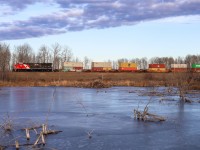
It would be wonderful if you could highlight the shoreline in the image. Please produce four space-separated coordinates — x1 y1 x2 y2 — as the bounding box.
0 72 199 89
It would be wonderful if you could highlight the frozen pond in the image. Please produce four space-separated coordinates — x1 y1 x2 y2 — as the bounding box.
0 87 200 150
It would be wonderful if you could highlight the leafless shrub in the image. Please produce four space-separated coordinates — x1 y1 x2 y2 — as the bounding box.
89 80 109 88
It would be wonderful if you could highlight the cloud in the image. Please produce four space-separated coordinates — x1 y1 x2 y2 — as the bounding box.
1 0 200 40
0 27 64 40
0 0 42 11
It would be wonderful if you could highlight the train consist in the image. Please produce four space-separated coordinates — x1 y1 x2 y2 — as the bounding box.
13 62 200 73
13 63 53 72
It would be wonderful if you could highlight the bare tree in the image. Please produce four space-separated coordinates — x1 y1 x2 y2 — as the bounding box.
184 54 200 68
173 56 184 64
140 57 148 70
118 58 129 63
13 43 34 63
74 57 81 62
0 43 11 80
112 60 118 70
37 45 51 63
51 43 62 70
83 56 91 69
61 46 73 63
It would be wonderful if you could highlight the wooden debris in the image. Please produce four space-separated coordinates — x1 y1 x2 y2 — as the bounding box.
25 128 30 140
41 134 45 145
33 128 38 134
22 125 42 130
146 113 166 121
184 98 193 103
87 129 94 139
134 109 165 122
42 124 47 134
15 140 19 150
33 124 62 147
0 145 6 150
34 131 47 146
43 130 62 135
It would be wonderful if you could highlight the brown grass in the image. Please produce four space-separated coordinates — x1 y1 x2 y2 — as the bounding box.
0 72 199 89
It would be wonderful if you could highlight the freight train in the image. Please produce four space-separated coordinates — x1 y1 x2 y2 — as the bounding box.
13 62 200 73
13 63 53 72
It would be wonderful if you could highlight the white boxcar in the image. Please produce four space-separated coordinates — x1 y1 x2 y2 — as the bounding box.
171 64 187 68
91 62 112 68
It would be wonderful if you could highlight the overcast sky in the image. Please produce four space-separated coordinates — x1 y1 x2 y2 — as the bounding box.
0 0 200 61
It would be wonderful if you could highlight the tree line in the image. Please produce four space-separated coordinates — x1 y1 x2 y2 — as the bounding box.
0 42 200 79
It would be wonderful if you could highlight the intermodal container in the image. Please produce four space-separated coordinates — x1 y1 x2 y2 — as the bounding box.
63 62 83 67
63 62 83 72
74 67 83 70
171 68 188 72
191 68 200 72
148 68 167 72
63 67 83 72
118 62 137 68
63 67 75 72
92 62 112 68
118 67 137 72
149 64 165 68
103 67 112 71
91 67 104 72
171 64 187 68
192 64 200 68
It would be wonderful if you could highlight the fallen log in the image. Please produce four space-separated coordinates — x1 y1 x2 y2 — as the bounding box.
134 109 165 122
146 113 166 121
43 130 62 135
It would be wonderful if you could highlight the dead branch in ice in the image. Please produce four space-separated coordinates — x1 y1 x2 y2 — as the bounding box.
134 108 165 122
86 129 94 139
134 89 166 122
33 124 62 147
77 98 89 117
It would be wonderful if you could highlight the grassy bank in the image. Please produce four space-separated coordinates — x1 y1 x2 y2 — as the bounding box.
0 72 199 89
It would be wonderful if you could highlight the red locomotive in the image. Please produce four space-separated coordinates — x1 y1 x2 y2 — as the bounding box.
13 63 53 72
